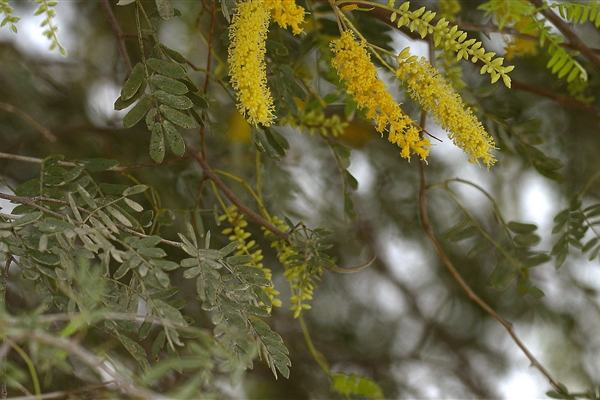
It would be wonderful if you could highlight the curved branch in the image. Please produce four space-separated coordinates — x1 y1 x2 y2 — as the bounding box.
417 160 563 394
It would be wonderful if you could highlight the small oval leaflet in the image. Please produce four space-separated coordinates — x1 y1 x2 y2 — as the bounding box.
155 90 193 110
77 158 120 172
123 95 151 128
149 75 188 95
150 123 166 163
114 80 146 110
123 184 148 196
147 58 185 79
159 105 195 129
186 92 208 108
162 119 186 156
121 63 146 101
507 221 537 234
12 211 44 227
156 0 174 20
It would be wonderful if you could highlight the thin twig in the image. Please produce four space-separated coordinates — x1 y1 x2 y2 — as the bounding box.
8 382 116 400
101 0 133 75
14 331 164 400
0 152 190 172
417 160 562 393
511 79 600 125
0 103 56 142
186 143 290 242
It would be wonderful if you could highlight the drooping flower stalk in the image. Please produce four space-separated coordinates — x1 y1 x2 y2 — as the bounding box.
396 47 496 167
228 0 275 126
330 30 429 160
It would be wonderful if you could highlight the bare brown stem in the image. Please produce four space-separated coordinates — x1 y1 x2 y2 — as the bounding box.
0 103 55 142
101 0 133 75
511 79 600 126
186 144 289 242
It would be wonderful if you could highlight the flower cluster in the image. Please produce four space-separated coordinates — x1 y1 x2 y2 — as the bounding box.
220 205 282 309
264 0 306 35
228 0 305 126
396 47 496 167
330 30 429 160
228 0 274 126
264 216 315 318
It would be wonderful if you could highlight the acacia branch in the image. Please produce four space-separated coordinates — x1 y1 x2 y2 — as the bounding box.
418 160 563 394
0 192 182 249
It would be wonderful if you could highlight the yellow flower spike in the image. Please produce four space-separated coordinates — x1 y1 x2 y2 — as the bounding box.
228 0 275 126
264 0 306 35
330 30 428 161
395 50 496 167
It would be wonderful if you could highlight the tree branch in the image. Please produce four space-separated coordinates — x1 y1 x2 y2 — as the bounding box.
185 143 290 242
511 79 600 126
0 102 56 142
418 159 563 394
101 0 133 75
13 331 163 400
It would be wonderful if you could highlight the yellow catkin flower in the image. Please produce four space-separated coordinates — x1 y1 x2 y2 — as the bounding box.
264 0 305 35
396 48 496 167
330 30 429 160
228 0 275 126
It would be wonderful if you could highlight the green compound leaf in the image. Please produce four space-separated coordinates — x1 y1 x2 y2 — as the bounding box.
121 62 146 101
159 105 196 129
162 120 186 156
123 95 151 128
147 58 185 79
331 373 384 399
150 122 166 163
